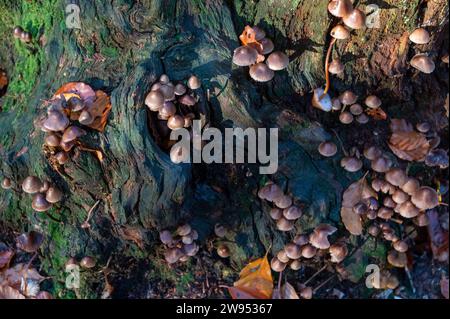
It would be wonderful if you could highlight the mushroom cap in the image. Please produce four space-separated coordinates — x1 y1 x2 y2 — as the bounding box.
16 231 44 253
266 51 289 71
410 54 435 73
425 149 449 169
78 110 94 125
349 103 363 116
158 102 176 119
174 83 187 96
22 176 42 194
159 74 170 84
80 256 96 268
62 126 86 143
339 111 354 124
377 207 394 220
46 187 63 203
368 225 380 237
416 122 430 133
182 233 195 245
260 38 274 55
214 224 227 238
270 257 286 272
249 63 275 82
395 201 420 218
276 217 295 232
392 189 409 204
339 90 358 105
393 240 408 253
284 243 302 259
371 155 392 173
32 193 52 212
176 224 191 237
187 75 201 90
1 178 12 190
353 202 368 215
318 141 338 157
169 144 189 164
159 230 173 245
183 243 199 257
158 84 175 101
343 8 366 29
251 26 266 41
329 243 348 263
60 140 75 152
366 197 379 210
363 146 382 160
217 244 230 258
371 178 384 192
300 287 313 299
67 96 85 112
401 177 420 195
332 97 342 111
385 168 408 187
312 88 332 112
367 209 378 220
365 95 382 109
13 26 24 38
277 250 290 263
167 115 185 130
274 194 292 209
21 31 31 42
409 28 430 44
330 24 350 40
258 183 283 202
309 224 337 249
411 186 439 210
44 134 61 147
43 110 70 132
145 90 165 111
283 206 303 220
269 207 283 220
329 59 344 74
301 244 317 258
356 113 370 124
414 213 429 227
293 234 309 246
328 0 353 18
55 151 69 165
65 257 78 268
165 248 184 264
290 259 302 271
340 156 362 172
387 250 407 268
178 94 196 106
232 45 258 66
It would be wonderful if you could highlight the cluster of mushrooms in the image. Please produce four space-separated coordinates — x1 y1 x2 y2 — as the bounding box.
65 256 97 270
13 26 32 43
232 26 289 82
159 224 200 264
145 74 201 131
21 176 63 212
409 28 435 74
257 181 303 232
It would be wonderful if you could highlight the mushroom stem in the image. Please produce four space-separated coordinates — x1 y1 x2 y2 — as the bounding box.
320 38 337 100
82 199 101 228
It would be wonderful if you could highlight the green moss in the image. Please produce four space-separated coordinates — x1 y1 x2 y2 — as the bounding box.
101 47 119 59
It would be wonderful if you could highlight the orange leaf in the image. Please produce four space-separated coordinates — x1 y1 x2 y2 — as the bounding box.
239 26 262 47
229 254 273 299
86 90 112 132
366 107 387 120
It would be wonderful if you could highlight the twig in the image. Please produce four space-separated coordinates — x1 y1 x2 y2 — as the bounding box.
313 274 336 293
304 264 328 285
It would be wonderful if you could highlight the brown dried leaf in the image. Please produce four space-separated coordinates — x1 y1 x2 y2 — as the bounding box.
0 71 8 89
281 282 300 299
118 226 146 250
341 176 377 235
86 90 112 132
0 285 26 299
389 131 430 162
2 264 46 289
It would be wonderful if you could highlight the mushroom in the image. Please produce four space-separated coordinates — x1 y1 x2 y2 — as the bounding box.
299 287 313 299
290 260 302 271
217 244 230 258
165 248 184 264
183 243 199 257
312 88 332 112
385 168 408 187
44 134 61 147
274 194 292 209
178 94 197 106
32 193 52 212
371 155 392 173
232 46 258 66
349 103 363 116
343 8 366 29
78 110 94 125
65 257 78 268
249 63 275 82
43 110 69 132
283 206 303 220
251 26 266 41
13 26 24 39
368 225 380 237
356 113 369 124
330 25 350 40
67 96 84 112
371 179 384 192
367 209 378 220
387 250 407 268
22 176 42 194
182 233 195 245
393 240 408 253
364 146 382 160
329 59 344 74
401 177 420 195
309 224 337 249
377 207 394 220
16 231 43 253
46 187 63 203
414 213 429 227
353 202 368 215
214 224 226 238
260 38 274 54
159 74 170 84
409 28 430 44
269 207 283 220
383 228 398 242
80 256 96 269
366 197 379 210
184 113 195 128
365 95 382 109
257 183 283 202
392 189 409 204
276 217 295 232
1 178 12 190
411 186 439 210
416 122 430 133
176 224 191 237
60 140 75 152
284 243 302 259
277 250 290 263
340 157 362 172
329 243 348 263
145 91 165 111
266 51 289 71
332 97 342 111
339 90 357 106
187 75 201 90
395 201 420 218
159 230 173 245
62 126 86 143
174 83 187 96
270 257 286 272
339 111 354 124
327 0 353 18
410 54 435 73
301 244 317 258
158 102 176 120
21 31 32 43
55 151 69 165
318 141 337 157
167 115 185 130
293 234 309 246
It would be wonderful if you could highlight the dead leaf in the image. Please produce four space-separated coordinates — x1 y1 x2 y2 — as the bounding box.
0 250 14 270
53 82 96 105
366 107 387 120
389 131 430 162
0 285 26 299
228 254 274 299
341 176 377 235
280 282 300 299
1 264 46 290
86 90 112 132
239 25 262 47
118 226 146 250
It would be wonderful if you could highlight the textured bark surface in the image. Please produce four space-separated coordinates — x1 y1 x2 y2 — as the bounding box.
0 0 448 298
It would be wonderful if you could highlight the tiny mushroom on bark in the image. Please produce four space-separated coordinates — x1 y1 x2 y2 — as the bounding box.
409 28 430 44
309 224 337 250
266 51 289 71
276 217 295 232
401 177 420 195
339 90 358 106
22 176 42 194
410 54 435 74
145 91 165 111
385 168 408 187
318 141 338 157
349 103 363 116
270 257 287 272
62 126 86 143
80 256 96 269
269 207 283 220
301 244 317 258
249 63 275 82
217 244 230 258
284 243 302 259
328 0 353 18
365 95 382 109
32 193 52 212
46 187 63 203
330 25 350 40
395 201 420 218
187 75 201 90
16 231 44 253
371 155 392 173
339 111 354 124
341 157 363 172
274 194 293 209
329 59 344 74
387 250 407 268
1 178 12 190
364 146 382 160
283 206 303 220
329 243 348 263
411 186 439 210
44 134 61 147
232 46 258 66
